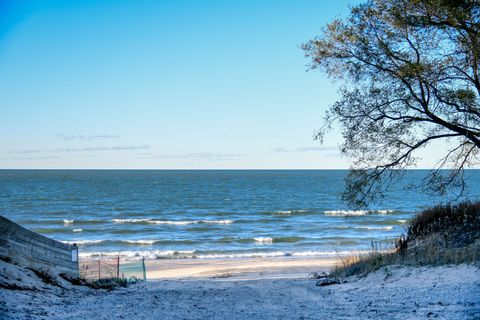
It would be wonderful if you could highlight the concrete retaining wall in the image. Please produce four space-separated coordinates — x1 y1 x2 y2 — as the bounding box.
0 215 79 277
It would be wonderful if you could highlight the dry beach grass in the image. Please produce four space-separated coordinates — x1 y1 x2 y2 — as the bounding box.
331 202 480 278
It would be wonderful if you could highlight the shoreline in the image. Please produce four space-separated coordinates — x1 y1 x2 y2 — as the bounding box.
144 256 337 279
80 255 338 280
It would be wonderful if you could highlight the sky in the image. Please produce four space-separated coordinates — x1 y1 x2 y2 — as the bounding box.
0 0 453 169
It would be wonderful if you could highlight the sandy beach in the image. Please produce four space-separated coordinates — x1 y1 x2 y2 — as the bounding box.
145 256 337 279
2 257 479 319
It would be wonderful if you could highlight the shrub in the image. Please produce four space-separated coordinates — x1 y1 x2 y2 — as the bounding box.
85 276 140 290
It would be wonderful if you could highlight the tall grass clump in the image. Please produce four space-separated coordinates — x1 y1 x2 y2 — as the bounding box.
331 201 480 277
407 202 480 246
332 241 397 277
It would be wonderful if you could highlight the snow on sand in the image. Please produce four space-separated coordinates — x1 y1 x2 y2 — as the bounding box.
1 259 479 319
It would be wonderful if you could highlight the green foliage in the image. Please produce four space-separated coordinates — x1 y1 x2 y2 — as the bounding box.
304 0 480 207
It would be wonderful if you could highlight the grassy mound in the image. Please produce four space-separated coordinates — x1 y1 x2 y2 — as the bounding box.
332 201 480 277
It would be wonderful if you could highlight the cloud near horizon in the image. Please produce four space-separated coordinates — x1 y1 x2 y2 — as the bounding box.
54 134 121 141
274 146 339 153
146 152 246 161
9 145 150 154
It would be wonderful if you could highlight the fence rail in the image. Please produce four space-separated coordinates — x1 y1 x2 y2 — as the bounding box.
80 257 146 282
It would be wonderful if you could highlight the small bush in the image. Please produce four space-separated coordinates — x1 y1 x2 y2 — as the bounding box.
86 276 140 290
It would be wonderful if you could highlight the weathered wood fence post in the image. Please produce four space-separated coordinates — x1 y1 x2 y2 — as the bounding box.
117 256 120 279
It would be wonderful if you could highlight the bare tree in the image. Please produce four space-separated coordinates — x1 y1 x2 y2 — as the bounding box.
303 0 480 207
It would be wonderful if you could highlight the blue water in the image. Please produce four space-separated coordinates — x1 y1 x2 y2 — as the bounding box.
1 170 479 260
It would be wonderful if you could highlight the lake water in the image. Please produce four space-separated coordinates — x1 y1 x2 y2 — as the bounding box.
1 170 478 260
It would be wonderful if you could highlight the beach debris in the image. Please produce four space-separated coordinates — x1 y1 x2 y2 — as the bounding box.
309 271 328 279
210 273 232 279
315 277 341 286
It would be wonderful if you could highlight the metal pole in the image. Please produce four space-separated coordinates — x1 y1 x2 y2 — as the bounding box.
117 256 120 279
98 260 101 280
142 257 146 282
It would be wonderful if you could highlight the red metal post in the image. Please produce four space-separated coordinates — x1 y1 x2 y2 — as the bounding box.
117 256 120 279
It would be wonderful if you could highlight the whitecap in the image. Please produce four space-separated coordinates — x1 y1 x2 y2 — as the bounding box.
325 209 395 217
72 229 83 232
78 249 373 260
355 226 394 231
148 220 192 225
63 219 74 225
377 210 395 214
79 249 196 260
325 210 369 216
254 237 273 244
125 240 156 245
112 218 151 223
202 220 233 225
62 239 103 245
148 219 233 225
274 209 309 215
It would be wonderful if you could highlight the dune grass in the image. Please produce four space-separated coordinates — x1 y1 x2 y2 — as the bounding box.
331 201 480 277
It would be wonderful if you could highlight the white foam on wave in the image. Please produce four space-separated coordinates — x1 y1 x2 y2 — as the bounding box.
62 239 103 245
111 218 233 225
397 219 407 224
79 249 371 260
325 210 369 216
254 237 273 244
275 209 309 215
336 225 394 231
193 250 370 259
325 210 395 217
125 240 156 245
79 249 196 260
149 219 233 225
63 219 74 225
202 220 233 225
356 226 394 231
377 210 395 214
112 218 151 223
72 229 83 232
147 220 190 225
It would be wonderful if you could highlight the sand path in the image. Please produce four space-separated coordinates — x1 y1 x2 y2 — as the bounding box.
1 261 479 319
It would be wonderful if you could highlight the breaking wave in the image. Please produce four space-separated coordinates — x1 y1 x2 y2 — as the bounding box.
325 210 395 217
79 249 369 260
112 218 234 225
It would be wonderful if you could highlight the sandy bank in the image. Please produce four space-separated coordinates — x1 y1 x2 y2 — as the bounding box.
1 258 479 319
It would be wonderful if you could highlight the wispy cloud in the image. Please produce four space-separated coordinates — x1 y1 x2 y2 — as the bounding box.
55 134 120 141
10 145 150 154
274 146 338 153
1 156 61 161
142 152 246 161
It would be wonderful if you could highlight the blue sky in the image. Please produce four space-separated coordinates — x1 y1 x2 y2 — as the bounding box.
0 0 450 169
